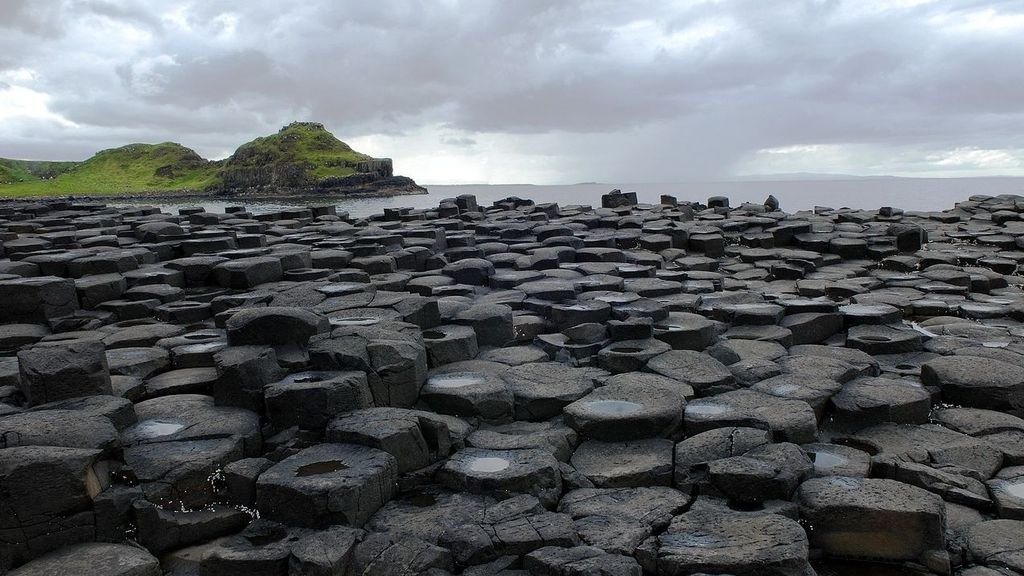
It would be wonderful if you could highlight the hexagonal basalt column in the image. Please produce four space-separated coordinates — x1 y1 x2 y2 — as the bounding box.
256 443 398 528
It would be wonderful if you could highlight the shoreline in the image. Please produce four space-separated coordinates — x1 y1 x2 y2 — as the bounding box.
0 185 429 203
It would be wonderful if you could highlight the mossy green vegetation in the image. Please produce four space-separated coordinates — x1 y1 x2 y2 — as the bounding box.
0 122 380 197
221 122 372 180
0 159 78 185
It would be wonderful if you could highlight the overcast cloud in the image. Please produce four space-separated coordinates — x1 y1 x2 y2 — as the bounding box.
1 0 1023 183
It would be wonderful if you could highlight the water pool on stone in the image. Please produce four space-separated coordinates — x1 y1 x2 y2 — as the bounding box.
811 451 848 470
595 294 636 304
329 317 380 326
295 460 348 477
128 419 185 439
178 341 223 352
427 373 485 389
183 332 220 341
687 404 731 416
771 383 801 395
287 372 327 384
318 283 367 296
584 399 642 415
1001 479 1024 499
467 457 510 473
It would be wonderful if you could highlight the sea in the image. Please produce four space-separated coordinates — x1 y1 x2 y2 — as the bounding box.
103 177 1024 219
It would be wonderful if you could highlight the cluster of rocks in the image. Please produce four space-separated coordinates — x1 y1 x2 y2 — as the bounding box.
0 190 1023 575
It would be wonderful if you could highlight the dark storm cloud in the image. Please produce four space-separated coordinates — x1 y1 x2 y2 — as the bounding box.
1 0 1023 181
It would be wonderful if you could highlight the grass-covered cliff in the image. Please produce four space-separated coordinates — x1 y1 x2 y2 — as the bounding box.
0 122 422 198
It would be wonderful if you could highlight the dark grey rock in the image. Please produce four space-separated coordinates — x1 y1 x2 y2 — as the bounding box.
501 362 606 421
570 439 674 488
685 389 818 443
0 276 79 323
7 543 161 576
563 380 683 441
645 350 735 395
0 446 108 568
256 443 398 528
798 476 946 564
437 447 562 507
654 508 811 576
922 355 1024 416
327 407 456 473
17 340 112 405
265 370 373 430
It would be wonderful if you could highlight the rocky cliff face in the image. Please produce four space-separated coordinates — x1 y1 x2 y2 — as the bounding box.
211 123 424 196
214 157 422 196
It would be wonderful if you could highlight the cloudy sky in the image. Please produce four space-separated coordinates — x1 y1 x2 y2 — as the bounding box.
1 0 1023 184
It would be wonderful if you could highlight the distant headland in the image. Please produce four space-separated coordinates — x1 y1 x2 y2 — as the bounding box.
0 122 426 199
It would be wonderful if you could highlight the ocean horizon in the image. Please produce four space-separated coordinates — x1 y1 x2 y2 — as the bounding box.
104 175 1024 218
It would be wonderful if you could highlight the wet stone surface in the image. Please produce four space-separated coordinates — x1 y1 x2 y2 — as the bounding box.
2 192 1024 573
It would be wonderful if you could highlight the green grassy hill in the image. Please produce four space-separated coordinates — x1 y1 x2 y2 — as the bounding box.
223 122 372 179
210 122 376 191
0 159 78 185
0 122 390 198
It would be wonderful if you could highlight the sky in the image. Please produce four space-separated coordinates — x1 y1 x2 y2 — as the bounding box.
1 0 1023 184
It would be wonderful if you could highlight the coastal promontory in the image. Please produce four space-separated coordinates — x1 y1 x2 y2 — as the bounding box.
0 122 425 198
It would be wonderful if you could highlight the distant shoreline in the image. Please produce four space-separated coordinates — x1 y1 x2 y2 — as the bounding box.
0 185 429 203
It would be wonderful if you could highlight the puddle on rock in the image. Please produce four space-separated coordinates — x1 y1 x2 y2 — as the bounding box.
330 317 379 327
687 404 730 416
129 419 185 439
981 341 1010 348
296 460 348 477
427 373 484 389
468 457 510 473
318 283 366 296
909 322 939 338
812 451 848 470
596 294 636 304
179 341 224 352
586 400 642 415
772 383 801 396
1001 479 1024 499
